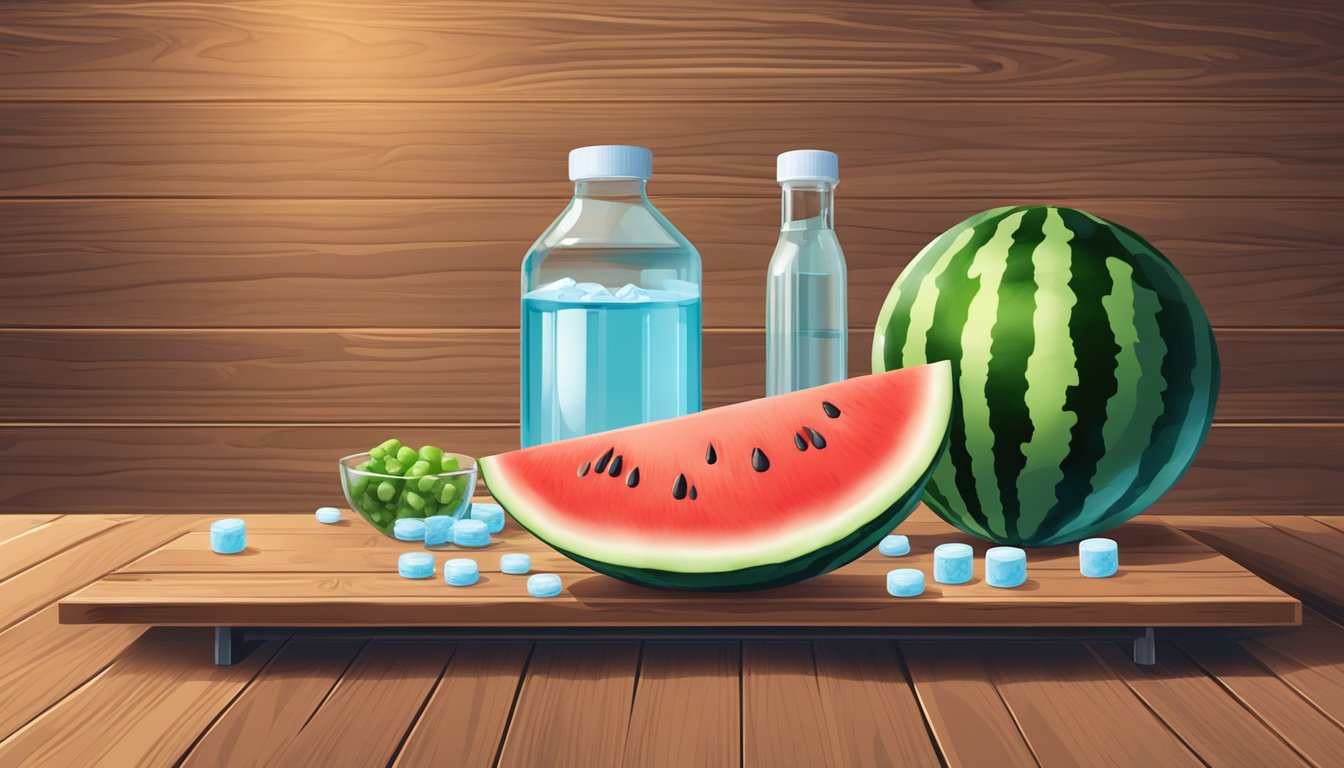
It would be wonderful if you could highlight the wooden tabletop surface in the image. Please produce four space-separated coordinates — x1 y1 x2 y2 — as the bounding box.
2 512 1342 766
59 506 1298 629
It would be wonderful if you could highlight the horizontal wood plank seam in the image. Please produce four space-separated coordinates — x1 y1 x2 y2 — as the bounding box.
3 98 1343 105
0 421 1335 428
0 326 1338 334
1 196 1341 203
4 194 1344 202
0 422 519 428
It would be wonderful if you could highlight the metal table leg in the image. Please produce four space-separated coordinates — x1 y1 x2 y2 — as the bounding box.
1133 627 1156 665
215 627 244 666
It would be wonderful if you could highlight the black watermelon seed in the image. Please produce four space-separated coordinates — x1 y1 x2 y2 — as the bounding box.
594 447 614 473
804 427 826 449
672 473 688 500
822 401 841 418
690 485 698 500
794 432 808 451
608 455 623 477
751 448 770 472
578 461 591 477
705 443 717 465
626 467 640 488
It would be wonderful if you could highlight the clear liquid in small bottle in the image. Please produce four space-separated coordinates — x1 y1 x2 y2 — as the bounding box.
766 150 847 395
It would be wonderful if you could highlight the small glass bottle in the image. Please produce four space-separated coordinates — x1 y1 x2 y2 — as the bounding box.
766 149 847 395
520 145 702 447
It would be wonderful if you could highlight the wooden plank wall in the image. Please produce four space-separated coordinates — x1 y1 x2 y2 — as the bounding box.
0 0 1340 514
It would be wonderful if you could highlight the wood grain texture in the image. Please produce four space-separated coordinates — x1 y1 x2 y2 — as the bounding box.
2 1 1341 101
270 639 453 768
1089 640 1309 767
0 328 1334 423
812 641 942 768
1243 615 1344 724
0 425 502 514
3 198 1340 329
2 102 1341 199
0 515 192 739
0 605 144 742
108 508 1268 572
0 629 281 767
65 567 1290 616
117 512 1263 576
622 641 741 768
984 641 1203 766
497 641 640 768
1173 517 1344 614
0 514 60 543
741 641 839 768
0 515 202 631
2 424 1335 514
395 641 532 768
63 576 1297 629
181 638 366 768
1180 641 1344 766
1314 517 1344 536
58 513 1299 629
1258 515 1344 559
899 642 1037 768
0 515 123 581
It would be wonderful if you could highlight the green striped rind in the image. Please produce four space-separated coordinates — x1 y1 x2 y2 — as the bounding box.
873 206 1219 546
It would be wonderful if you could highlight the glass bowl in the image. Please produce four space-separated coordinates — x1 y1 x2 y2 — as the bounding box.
338 451 477 538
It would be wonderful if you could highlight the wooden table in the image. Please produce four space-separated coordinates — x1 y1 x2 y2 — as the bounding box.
60 508 1298 667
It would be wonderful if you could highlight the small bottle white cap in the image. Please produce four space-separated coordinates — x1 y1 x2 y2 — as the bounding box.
777 149 839 184
568 145 653 181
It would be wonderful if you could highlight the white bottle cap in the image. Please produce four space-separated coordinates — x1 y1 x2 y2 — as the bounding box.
568 145 653 181
777 149 839 184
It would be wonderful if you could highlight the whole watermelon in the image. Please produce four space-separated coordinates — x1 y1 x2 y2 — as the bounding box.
873 206 1219 546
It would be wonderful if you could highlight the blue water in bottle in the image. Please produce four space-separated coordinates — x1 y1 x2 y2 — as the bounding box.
520 146 702 447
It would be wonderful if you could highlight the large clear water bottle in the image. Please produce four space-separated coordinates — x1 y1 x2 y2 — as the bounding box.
766 149 848 395
520 145 702 447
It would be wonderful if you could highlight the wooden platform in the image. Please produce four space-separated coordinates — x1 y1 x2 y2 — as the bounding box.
1 512 1341 766
59 508 1298 632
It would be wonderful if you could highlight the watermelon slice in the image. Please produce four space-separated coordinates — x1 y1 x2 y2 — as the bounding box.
479 362 951 590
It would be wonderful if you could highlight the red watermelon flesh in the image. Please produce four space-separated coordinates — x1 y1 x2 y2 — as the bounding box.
479 362 951 590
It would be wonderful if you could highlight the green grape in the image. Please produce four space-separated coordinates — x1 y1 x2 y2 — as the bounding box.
437 480 457 505
418 445 444 466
